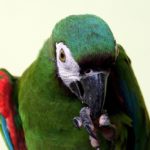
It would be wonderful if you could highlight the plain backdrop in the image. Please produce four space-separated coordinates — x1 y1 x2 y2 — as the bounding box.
0 0 150 149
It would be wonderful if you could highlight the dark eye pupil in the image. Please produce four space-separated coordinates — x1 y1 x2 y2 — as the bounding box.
59 49 66 62
60 52 65 59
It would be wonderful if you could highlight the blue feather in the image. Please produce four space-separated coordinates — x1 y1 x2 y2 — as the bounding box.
1 115 14 150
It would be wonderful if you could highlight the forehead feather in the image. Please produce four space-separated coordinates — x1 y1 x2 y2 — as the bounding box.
52 14 116 59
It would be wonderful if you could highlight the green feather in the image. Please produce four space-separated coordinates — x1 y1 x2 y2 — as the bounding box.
52 14 116 59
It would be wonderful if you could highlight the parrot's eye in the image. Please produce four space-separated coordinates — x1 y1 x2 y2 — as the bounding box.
59 49 66 62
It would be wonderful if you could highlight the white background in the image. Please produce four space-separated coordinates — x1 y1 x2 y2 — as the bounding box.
0 0 150 149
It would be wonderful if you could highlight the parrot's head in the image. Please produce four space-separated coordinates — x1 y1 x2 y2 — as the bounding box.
51 14 117 119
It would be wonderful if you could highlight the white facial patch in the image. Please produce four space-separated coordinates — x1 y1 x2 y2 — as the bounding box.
56 42 80 86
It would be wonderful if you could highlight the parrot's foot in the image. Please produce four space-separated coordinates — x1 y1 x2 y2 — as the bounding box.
73 108 116 149
99 112 116 141
73 107 98 140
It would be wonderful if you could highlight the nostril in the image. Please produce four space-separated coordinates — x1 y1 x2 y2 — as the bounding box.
76 81 84 97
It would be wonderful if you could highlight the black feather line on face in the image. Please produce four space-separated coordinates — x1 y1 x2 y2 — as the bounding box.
78 53 116 74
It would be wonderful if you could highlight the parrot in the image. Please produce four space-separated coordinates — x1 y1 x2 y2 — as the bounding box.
0 14 150 150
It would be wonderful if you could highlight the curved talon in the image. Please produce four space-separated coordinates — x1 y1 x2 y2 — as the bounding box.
99 113 111 127
89 135 100 149
73 117 82 128
84 125 97 140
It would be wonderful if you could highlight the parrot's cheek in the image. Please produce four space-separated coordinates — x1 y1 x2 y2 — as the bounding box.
69 72 109 119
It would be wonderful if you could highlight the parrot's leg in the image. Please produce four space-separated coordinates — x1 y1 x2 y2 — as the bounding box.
73 107 100 149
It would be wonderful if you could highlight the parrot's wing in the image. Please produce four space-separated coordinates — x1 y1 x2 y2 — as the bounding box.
0 69 15 150
112 45 150 150
0 69 26 150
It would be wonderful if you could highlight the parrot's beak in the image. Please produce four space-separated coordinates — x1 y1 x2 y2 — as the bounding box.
69 71 109 119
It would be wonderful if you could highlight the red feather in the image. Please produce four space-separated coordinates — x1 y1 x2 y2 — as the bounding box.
0 70 26 150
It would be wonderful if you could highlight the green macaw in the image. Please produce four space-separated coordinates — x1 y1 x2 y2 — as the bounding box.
0 14 150 150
